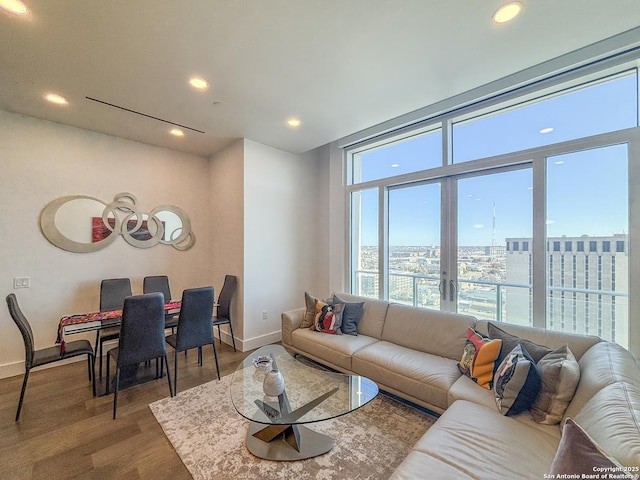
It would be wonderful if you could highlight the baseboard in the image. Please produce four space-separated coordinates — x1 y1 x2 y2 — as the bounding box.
239 331 282 352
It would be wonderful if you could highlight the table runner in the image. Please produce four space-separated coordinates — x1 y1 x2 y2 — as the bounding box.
56 301 181 354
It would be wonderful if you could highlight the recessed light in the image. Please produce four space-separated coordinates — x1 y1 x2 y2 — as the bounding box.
540 127 554 134
44 93 68 105
287 118 301 128
493 1 522 23
189 76 209 90
170 128 184 137
0 0 28 15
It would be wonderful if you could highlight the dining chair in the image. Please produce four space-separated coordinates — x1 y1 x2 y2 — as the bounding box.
6 293 96 422
212 275 237 352
166 286 220 393
106 292 173 419
143 275 178 331
96 278 132 379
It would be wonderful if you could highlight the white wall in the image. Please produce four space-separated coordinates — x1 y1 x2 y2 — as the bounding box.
0 110 330 378
243 139 322 349
208 139 245 343
0 110 213 378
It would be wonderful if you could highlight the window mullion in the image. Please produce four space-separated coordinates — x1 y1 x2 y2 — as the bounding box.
379 186 388 300
532 156 547 328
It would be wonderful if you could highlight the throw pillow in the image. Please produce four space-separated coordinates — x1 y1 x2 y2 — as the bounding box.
494 344 542 416
302 292 322 329
457 328 502 390
531 344 581 425
550 418 624 475
333 294 364 336
312 299 344 335
488 322 553 367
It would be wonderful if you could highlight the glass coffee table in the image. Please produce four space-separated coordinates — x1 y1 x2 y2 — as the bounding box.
230 344 379 461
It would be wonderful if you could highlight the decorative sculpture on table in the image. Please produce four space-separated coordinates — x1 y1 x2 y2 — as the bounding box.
40 192 195 252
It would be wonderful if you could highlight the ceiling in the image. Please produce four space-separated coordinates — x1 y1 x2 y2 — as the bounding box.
2 1 640 157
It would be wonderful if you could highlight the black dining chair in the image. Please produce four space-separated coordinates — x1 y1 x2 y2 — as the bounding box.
212 275 237 352
143 275 178 331
6 293 96 421
96 278 132 379
106 292 173 419
166 286 220 393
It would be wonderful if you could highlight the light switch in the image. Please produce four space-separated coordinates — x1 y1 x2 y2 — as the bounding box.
13 277 30 289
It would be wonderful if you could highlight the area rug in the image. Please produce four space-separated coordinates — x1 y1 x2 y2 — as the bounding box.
149 375 436 479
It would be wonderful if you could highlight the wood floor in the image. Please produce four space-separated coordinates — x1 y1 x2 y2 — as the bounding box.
0 343 254 480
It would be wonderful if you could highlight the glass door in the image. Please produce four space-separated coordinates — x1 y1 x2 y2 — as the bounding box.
387 182 442 309
454 168 533 322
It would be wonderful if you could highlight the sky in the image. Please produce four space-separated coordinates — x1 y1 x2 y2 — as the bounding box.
356 72 636 246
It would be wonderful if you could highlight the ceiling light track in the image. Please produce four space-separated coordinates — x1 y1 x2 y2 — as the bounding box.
85 96 205 134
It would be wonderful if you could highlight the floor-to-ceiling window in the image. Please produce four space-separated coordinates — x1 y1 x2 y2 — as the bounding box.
345 63 639 353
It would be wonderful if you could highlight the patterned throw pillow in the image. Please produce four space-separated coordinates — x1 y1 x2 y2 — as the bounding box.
457 328 502 390
333 295 364 336
311 299 343 334
494 344 542 416
550 418 625 475
531 345 581 425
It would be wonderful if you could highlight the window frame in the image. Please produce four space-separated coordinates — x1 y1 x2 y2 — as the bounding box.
342 59 640 357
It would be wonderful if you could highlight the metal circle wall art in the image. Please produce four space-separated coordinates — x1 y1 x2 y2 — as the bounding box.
40 192 196 253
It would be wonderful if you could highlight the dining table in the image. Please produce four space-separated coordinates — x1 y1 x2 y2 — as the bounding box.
56 301 182 354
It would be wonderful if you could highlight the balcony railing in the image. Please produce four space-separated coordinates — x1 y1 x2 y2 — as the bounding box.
353 269 629 347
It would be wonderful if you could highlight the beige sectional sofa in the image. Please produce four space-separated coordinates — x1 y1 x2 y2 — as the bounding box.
281 292 640 479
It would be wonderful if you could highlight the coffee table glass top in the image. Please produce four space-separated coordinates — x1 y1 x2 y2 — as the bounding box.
230 344 378 426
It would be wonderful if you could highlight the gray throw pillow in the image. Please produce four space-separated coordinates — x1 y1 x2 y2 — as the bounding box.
488 322 553 367
531 345 580 425
333 295 364 336
301 292 321 329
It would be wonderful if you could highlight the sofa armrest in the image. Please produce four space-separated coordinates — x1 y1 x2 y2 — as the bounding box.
282 307 306 347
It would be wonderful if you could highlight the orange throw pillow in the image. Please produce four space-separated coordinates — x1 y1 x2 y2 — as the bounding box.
458 327 502 389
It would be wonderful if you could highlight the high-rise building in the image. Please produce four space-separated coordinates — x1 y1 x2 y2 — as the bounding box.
505 234 628 347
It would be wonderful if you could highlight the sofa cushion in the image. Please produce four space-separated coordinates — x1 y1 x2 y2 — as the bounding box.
550 418 624 475
564 341 640 420
573 382 640 468
477 320 601 361
333 294 364 335
457 327 502 389
494 344 542 416
390 400 559 480
382 303 476 360
531 345 580 425
290 328 378 371
448 374 563 440
352 341 461 412
488 322 553 366
333 293 389 339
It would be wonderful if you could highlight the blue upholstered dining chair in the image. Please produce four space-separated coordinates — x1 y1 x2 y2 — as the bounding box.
106 292 174 419
143 275 178 331
212 275 237 352
6 293 96 421
96 278 132 379
166 286 219 394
